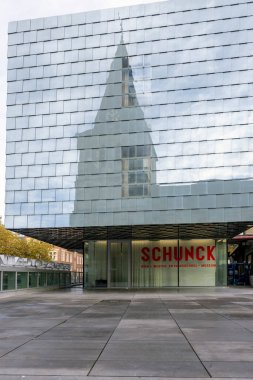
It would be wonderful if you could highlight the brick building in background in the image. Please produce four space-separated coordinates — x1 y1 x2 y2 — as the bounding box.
51 247 83 273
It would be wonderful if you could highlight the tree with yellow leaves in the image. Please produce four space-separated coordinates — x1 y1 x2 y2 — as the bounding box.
0 225 52 261
25 238 52 261
0 225 21 256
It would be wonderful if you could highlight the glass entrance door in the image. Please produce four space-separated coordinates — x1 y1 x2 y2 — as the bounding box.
108 241 130 288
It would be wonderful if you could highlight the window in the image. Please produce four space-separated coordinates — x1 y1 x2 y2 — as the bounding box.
122 57 136 107
122 145 151 197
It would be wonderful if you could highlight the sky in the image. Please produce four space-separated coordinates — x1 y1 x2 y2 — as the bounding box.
0 0 160 222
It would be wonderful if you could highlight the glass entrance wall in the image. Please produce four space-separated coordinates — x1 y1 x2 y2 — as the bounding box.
132 240 178 287
84 239 227 288
179 239 218 286
109 241 129 287
84 240 107 288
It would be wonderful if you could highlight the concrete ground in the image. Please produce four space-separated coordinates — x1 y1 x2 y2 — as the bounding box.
0 287 253 379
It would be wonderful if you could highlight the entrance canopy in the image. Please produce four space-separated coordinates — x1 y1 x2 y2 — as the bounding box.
13 222 250 251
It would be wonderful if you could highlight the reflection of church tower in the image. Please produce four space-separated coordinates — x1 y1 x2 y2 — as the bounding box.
120 47 157 197
71 31 157 223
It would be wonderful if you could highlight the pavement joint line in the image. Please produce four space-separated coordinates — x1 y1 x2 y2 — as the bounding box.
32 299 102 339
0 338 33 360
0 297 101 360
0 377 239 379
86 295 135 376
196 299 253 336
159 296 212 379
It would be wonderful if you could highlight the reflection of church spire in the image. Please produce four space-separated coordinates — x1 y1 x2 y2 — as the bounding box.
119 15 123 34
71 29 157 225
94 25 147 123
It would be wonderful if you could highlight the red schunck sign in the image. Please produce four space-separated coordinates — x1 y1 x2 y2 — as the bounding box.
141 246 216 262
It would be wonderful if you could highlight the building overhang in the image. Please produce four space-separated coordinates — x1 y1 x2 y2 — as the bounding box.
12 222 250 252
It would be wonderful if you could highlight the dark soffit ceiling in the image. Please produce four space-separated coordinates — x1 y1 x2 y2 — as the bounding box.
12 222 251 251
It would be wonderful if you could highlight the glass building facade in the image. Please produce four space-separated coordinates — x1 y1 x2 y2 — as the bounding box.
5 0 253 287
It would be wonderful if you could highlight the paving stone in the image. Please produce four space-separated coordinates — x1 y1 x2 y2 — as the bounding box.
192 341 253 361
204 361 253 378
0 358 94 376
182 327 253 342
118 319 177 327
100 340 198 361
176 320 244 328
90 359 209 377
111 327 185 341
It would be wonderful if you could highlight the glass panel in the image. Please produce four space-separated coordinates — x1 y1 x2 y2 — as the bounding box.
121 146 152 197
122 57 129 68
29 272 38 288
3 272 16 290
84 241 107 288
17 272 28 289
59 272 71 287
215 240 227 286
129 158 143 170
132 240 178 287
110 241 129 288
128 172 136 183
71 272 77 285
59 272 67 287
137 171 149 183
129 184 143 196
66 272 71 286
38 272 47 287
178 239 225 286
53 273 60 285
121 56 136 107
79 272 83 285
47 272 54 286
143 184 149 196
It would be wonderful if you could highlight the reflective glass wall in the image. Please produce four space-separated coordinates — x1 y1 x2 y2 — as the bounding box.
5 0 253 231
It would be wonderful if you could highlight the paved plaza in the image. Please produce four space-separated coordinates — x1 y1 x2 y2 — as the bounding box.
0 287 253 379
